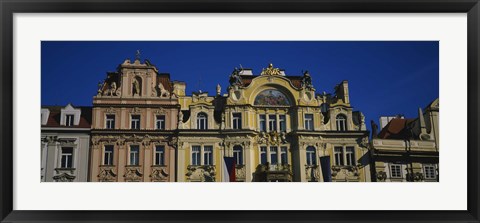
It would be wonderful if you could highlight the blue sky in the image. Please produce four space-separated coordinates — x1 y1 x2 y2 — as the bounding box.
41 41 439 131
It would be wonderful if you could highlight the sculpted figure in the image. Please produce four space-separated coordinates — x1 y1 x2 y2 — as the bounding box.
158 82 170 98
132 78 140 96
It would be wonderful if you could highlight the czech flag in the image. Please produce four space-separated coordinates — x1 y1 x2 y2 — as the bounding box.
222 157 236 182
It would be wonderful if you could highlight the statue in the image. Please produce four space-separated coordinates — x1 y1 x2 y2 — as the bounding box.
301 70 314 90
216 84 221 96
228 68 242 86
132 78 140 96
178 111 184 124
260 63 281 76
158 82 170 98
97 81 103 95
109 82 117 96
371 120 378 138
280 132 287 143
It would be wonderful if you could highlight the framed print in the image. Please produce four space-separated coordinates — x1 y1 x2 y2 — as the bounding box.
1 0 480 222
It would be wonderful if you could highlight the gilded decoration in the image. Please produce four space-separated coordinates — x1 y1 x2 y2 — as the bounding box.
254 89 290 106
260 63 281 76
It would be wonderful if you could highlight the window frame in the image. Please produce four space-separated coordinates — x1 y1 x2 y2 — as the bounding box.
154 145 165 166
423 164 437 180
197 112 208 130
233 145 244 165
156 115 166 130
306 146 317 166
232 112 242 130
65 114 75 127
105 114 115 129
336 114 347 131
60 147 74 168
129 145 140 166
390 164 403 179
304 113 314 130
131 115 141 130
259 114 266 132
103 145 114 166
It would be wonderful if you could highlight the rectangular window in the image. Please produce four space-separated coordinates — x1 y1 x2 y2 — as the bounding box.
279 115 286 132
306 147 316 165
103 145 114 165
233 146 243 165
268 115 277 132
191 146 201 165
129 145 139 166
424 165 436 179
131 115 141 129
270 146 278 165
345 147 355 166
259 115 266 132
204 146 213 165
390 164 402 178
280 147 288 164
156 115 165 130
334 147 344 166
106 115 115 129
60 147 73 168
154 146 165 165
232 113 242 129
304 114 313 130
260 147 267 165
65 114 74 126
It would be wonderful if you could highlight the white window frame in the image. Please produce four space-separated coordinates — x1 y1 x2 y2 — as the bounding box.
333 147 344 166
336 114 347 131
190 145 214 166
279 115 286 132
268 114 277 132
259 146 289 166
233 145 244 165
304 114 313 130
232 113 242 129
103 145 114 166
60 147 74 168
280 146 288 164
259 114 266 132
65 114 75 127
306 146 317 166
154 145 165 166
203 146 213 166
390 164 403 178
423 164 437 180
156 115 166 130
105 114 115 129
197 113 207 130
345 146 355 166
129 145 140 166
131 115 141 130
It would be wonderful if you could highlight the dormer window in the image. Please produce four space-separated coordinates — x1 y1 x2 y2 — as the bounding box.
41 108 50 125
197 112 207 130
336 114 347 131
65 115 74 126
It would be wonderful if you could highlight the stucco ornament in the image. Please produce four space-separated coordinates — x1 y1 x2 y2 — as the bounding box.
98 166 117 182
150 167 169 182
124 166 143 182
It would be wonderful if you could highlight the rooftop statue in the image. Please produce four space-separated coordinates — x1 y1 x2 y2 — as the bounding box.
229 68 243 86
301 70 314 90
260 63 281 76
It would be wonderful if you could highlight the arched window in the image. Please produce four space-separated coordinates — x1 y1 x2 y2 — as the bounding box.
306 146 317 166
197 112 208 130
233 145 243 165
336 114 347 131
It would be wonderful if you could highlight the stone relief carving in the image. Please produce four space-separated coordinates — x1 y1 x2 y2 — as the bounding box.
98 166 117 182
124 166 143 182
305 165 320 182
186 165 216 182
53 172 76 182
150 166 169 182
376 171 387 182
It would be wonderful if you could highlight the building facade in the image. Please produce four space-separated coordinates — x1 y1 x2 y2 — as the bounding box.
370 98 439 182
41 104 91 182
89 58 178 182
177 64 371 182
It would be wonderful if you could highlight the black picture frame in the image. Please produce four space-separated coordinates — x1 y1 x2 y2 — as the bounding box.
1 0 479 222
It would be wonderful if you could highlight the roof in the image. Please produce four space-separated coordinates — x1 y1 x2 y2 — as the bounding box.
42 106 92 128
377 118 417 140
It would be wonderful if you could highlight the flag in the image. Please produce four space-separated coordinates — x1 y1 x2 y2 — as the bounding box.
222 157 236 182
320 156 332 182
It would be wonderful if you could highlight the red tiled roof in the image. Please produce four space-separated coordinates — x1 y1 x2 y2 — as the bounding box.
42 106 92 128
378 118 416 139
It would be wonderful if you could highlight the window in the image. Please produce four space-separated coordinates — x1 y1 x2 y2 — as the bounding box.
204 146 213 165
65 114 74 126
304 114 313 130
424 165 436 179
233 145 243 165
60 147 73 168
106 115 115 129
103 145 114 165
270 146 278 165
131 115 141 129
334 147 344 166
259 115 266 132
129 145 140 166
279 115 286 132
306 146 316 165
260 147 267 164
390 164 403 178
197 113 207 130
280 146 288 164
156 115 165 130
268 115 277 132
336 114 347 131
191 146 201 165
345 147 355 166
154 146 165 165
232 113 242 129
